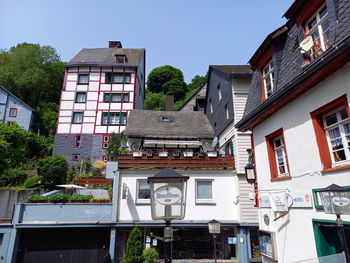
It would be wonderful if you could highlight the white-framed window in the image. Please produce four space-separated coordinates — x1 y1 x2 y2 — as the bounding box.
209 99 213 114
306 4 329 60
78 74 89 84
263 60 274 98
225 104 229 120
195 179 214 204
273 136 288 177
136 179 151 204
75 92 86 103
72 112 83 124
217 84 222 101
323 107 350 163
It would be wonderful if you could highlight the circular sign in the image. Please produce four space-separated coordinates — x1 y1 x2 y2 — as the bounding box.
154 186 182 205
332 196 350 207
264 214 270 226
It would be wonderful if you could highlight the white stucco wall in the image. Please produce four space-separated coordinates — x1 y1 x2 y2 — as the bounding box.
118 169 239 223
253 62 350 262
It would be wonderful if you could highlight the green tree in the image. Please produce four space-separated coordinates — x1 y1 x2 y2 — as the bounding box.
163 78 187 101
147 65 186 95
106 131 126 161
187 74 207 92
37 102 59 138
36 155 68 189
144 91 166 110
0 43 65 109
123 225 144 263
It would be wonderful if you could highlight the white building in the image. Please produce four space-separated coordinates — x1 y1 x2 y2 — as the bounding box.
236 0 350 262
113 110 259 263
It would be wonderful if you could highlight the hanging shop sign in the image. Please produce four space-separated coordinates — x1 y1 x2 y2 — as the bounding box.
259 192 313 208
269 191 288 212
154 185 182 205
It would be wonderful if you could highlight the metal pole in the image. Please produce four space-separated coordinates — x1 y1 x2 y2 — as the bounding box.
213 234 217 263
336 214 349 263
164 220 172 263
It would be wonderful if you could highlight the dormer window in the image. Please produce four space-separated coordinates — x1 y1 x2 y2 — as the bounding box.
115 55 127 64
161 116 171 122
305 4 329 60
263 60 274 98
217 84 222 101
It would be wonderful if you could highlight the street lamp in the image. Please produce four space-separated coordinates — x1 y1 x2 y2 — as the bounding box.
148 168 189 263
245 149 256 184
208 219 221 263
319 184 350 262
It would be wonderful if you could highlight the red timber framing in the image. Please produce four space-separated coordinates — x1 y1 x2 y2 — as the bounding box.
251 133 259 207
310 95 350 172
285 0 326 27
118 155 235 169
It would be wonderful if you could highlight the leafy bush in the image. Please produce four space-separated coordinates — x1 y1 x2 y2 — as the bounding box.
90 198 110 203
123 225 144 263
23 176 42 189
143 248 159 263
70 195 92 202
37 155 68 188
0 169 28 187
48 193 70 202
26 194 49 202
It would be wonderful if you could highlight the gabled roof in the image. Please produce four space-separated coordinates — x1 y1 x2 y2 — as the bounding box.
0 86 35 112
210 65 252 76
65 48 145 67
125 110 214 139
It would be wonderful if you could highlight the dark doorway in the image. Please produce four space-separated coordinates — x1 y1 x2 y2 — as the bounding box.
16 227 110 263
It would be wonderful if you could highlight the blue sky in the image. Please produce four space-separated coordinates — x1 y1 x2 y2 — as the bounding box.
0 0 294 83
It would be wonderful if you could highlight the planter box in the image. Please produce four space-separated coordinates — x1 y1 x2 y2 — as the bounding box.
133 152 143 157
183 152 193 157
172 152 180 157
158 151 168 157
207 152 218 157
146 152 153 157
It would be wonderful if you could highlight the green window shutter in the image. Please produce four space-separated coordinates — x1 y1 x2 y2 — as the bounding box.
225 145 228 155
229 141 233 156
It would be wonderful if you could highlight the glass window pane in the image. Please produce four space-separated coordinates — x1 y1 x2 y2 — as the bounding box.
109 113 120 125
113 73 123 83
331 138 344 150
325 114 338 127
73 112 83 123
340 108 348 120
125 74 131 84
197 181 212 199
319 6 327 18
111 93 122 102
333 150 346 162
102 113 108 125
123 93 129 102
104 93 111 102
328 127 341 140
76 93 86 103
78 74 89 84
105 73 112 84
308 17 317 30
138 181 150 199
121 112 127 124
344 123 350 134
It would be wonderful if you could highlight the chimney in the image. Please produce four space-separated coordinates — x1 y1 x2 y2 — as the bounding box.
165 95 174 111
109 41 123 48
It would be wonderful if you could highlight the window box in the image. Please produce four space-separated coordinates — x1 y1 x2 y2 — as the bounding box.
183 151 193 157
207 151 217 158
198 152 206 157
133 151 143 157
146 151 153 158
158 151 168 157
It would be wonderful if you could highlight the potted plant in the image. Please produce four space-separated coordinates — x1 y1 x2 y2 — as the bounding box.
49 193 70 203
70 194 92 203
91 198 111 203
198 149 205 157
158 149 168 157
183 150 193 157
132 149 143 157
26 194 49 203
146 150 153 158
172 149 180 157
207 150 218 157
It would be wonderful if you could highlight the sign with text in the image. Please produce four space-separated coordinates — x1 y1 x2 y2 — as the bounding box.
259 192 313 208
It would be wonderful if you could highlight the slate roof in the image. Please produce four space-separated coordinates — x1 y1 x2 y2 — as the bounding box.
236 0 350 131
210 65 252 76
65 48 145 67
0 86 35 112
125 110 214 139
148 168 189 182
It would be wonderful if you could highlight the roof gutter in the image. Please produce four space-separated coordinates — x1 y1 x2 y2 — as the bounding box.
236 34 350 131
64 63 137 68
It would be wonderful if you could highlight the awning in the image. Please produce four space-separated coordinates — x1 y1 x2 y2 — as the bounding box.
144 139 202 147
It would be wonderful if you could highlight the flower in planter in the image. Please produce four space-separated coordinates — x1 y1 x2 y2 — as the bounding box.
91 198 110 203
158 149 168 157
48 193 70 203
70 194 92 203
172 150 180 157
145 150 153 157
206 150 218 157
132 149 144 157
26 194 49 203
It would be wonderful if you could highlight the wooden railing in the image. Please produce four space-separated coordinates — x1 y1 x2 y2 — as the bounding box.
74 177 112 186
118 155 235 169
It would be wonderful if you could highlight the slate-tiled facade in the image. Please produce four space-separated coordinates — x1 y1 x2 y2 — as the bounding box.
237 0 350 130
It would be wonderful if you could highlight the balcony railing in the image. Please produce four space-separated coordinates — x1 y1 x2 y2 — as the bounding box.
118 155 234 169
